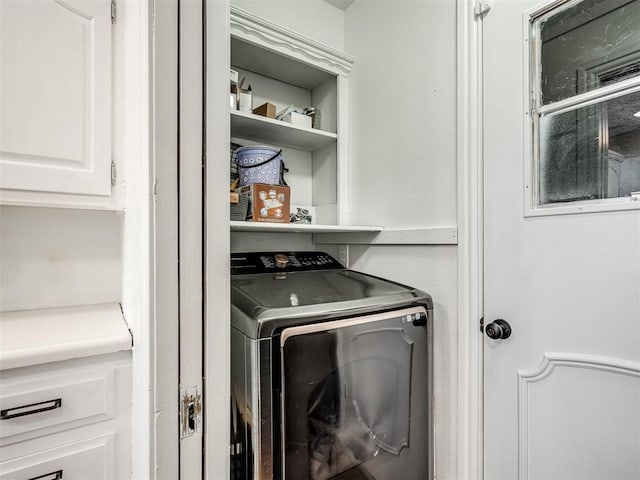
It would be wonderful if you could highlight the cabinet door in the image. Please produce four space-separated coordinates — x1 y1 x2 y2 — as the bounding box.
0 434 115 479
0 0 112 196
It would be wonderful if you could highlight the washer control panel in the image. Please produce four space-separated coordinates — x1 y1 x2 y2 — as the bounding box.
231 251 343 275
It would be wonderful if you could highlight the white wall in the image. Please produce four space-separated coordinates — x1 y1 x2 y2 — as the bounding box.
0 206 122 312
344 1 458 478
345 0 456 227
232 0 345 50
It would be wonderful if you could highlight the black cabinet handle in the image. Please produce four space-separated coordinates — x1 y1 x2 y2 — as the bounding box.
0 398 62 420
28 470 63 480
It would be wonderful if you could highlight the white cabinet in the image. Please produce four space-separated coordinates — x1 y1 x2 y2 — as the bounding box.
0 305 132 479
0 435 116 480
0 368 116 445
0 0 112 202
229 7 380 234
0 354 132 480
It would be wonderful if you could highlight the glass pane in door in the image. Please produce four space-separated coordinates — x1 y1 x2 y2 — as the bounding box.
539 89 640 204
539 0 640 104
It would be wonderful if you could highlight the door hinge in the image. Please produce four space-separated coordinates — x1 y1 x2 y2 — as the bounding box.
180 387 202 439
474 0 492 17
111 160 117 187
111 0 116 24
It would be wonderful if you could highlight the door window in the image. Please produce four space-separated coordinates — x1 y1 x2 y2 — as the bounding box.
529 0 640 210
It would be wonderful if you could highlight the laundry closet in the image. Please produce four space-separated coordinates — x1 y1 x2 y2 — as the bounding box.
4 0 637 479
210 2 459 478
0 1 458 477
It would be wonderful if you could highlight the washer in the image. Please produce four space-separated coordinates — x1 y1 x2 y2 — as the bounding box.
230 251 433 480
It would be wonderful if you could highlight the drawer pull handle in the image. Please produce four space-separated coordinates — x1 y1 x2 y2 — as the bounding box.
0 398 62 420
28 470 63 480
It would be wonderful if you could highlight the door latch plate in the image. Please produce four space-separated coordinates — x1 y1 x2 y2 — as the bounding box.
180 387 202 439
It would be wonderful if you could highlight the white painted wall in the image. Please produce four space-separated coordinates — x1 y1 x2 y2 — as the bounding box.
344 1 458 478
345 0 457 227
231 232 316 251
0 206 122 313
231 0 345 50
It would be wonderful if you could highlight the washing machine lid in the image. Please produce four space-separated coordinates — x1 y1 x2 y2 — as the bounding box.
231 252 432 339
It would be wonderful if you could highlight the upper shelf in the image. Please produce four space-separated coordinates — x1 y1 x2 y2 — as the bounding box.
231 37 334 90
230 7 355 86
231 110 337 151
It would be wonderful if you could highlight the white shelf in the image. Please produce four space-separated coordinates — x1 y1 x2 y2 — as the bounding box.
230 222 458 245
230 110 337 151
230 221 382 234
0 303 132 370
231 37 335 90
230 7 354 85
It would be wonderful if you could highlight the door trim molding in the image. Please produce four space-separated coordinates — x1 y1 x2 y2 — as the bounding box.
117 0 154 477
149 0 180 477
178 0 205 476
456 0 484 479
204 0 232 477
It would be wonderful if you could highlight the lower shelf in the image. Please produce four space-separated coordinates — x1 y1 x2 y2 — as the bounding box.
229 221 383 234
229 222 459 245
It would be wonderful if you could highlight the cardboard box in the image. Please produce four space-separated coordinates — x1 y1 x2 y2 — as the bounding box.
282 111 312 128
238 183 290 223
252 102 276 119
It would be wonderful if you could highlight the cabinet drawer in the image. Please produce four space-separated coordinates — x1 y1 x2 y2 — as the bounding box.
0 435 114 480
0 369 115 445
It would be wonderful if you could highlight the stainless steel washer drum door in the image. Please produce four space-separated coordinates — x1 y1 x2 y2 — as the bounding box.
279 306 433 480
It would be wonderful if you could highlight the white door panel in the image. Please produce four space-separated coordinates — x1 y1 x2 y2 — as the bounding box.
0 0 111 196
519 354 640 480
483 0 640 479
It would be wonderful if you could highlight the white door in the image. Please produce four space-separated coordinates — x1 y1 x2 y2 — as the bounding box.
483 1 640 479
0 0 112 196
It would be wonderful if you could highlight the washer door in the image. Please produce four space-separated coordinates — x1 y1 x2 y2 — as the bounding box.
279 307 432 480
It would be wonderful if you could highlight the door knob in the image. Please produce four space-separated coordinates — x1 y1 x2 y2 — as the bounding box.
484 319 512 339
